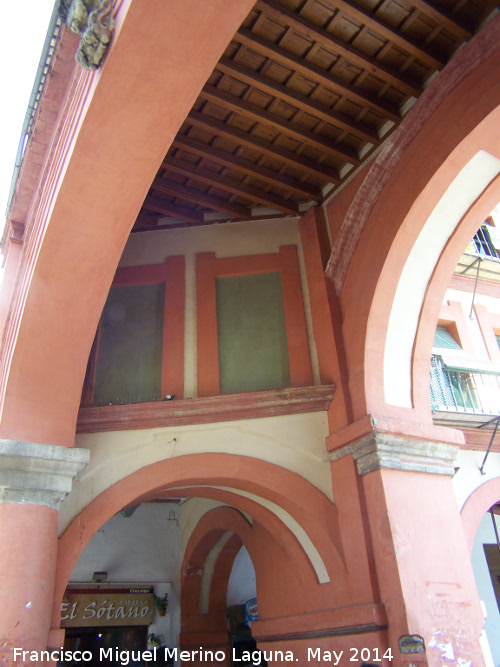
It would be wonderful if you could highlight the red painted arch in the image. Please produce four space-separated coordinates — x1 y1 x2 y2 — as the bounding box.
209 533 244 619
52 454 347 627
338 17 500 423
181 507 250 633
461 477 500 554
412 172 500 416
0 0 256 446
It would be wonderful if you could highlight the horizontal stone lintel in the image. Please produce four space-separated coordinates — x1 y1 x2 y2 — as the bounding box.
77 385 336 433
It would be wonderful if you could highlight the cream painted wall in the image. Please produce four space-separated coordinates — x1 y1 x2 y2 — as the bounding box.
118 218 321 395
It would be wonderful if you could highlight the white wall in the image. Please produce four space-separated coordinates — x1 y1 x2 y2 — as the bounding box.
226 546 256 608
69 502 181 649
471 512 500 666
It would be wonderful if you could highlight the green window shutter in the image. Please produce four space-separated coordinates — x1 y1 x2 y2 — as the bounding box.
216 272 290 394
433 326 462 350
93 283 165 405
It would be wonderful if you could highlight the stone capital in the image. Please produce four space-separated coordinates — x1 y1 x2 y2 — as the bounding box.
0 440 90 509
328 431 458 476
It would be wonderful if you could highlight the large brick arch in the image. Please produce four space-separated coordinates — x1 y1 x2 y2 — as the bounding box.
0 0 256 446
52 453 349 628
337 16 500 424
180 507 251 638
461 477 500 554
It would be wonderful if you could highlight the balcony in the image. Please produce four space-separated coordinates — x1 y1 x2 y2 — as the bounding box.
455 224 500 283
431 355 500 429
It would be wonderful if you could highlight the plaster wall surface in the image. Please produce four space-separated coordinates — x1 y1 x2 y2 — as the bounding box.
118 218 302 267
117 218 321 393
65 411 332 531
68 502 180 649
471 512 500 665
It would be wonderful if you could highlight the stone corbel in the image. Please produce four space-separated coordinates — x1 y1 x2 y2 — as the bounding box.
328 430 458 477
59 0 114 71
0 440 90 509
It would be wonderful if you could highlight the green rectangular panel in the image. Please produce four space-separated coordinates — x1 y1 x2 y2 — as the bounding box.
216 273 290 394
93 283 164 405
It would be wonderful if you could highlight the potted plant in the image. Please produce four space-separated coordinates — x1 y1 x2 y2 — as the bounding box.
148 632 164 649
152 591 169 616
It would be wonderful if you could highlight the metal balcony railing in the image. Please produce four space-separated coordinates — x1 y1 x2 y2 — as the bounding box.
430 356 500 416
465 225 499 260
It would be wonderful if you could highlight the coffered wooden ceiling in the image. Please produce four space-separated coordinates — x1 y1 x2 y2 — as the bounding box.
135 0 497 230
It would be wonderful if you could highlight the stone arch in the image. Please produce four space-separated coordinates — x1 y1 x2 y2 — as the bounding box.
52 453 349 629
181 507 252 638
338 17 500 423
461 477 500 553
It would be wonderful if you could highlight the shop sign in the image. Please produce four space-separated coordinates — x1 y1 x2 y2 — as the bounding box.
61 588 154 627
244 598 258 624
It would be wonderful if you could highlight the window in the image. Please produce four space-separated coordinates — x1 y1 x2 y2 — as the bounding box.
467 224 499 259
433 326 462 350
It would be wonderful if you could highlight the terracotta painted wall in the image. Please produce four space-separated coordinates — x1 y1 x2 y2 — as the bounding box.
118 218 321 396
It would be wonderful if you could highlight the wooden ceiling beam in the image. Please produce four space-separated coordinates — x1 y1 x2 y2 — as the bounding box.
151 177 252 218
236 28 401 121
162 156 300 214
257 0 421 97
217 57 380 143
200 84 361 164
142 196 204 224
331 0 445 70
188 110 341 183
172 134 322 199
133 212 161 230
406 0 472 40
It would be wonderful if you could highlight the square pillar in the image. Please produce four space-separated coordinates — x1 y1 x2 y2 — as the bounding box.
329 429 486 666
0 440 89 664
